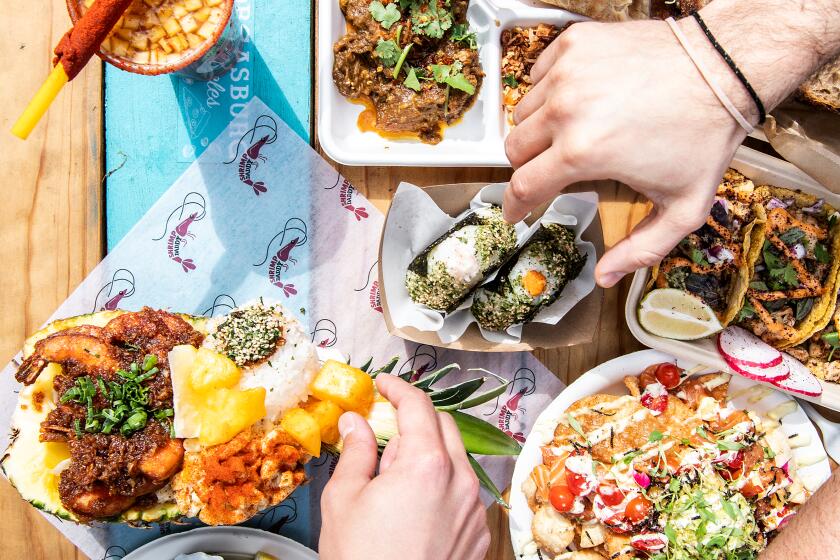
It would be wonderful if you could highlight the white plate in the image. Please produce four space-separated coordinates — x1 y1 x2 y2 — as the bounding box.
625 145 840 411
317 0 586 166
123 527 318 560
508 349 832 559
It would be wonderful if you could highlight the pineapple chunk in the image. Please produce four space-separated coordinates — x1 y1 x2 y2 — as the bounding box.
173 5 188 18
189 346 240 392
179 14 199 34
162 16 182 37
281 408 321 457
148 26 167 44
304 399 344 444
197 22 216 40
111 37 130 57
185 0 204 10
199 387 266 446
169 34 189 53
310 360 374 414
206 0 223 5
131 35 150 52
194 6 211 23
123 14 142 30
186 33 203 48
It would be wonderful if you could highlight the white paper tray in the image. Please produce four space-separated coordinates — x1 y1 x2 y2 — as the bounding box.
625 145 840 411
317 0 587 166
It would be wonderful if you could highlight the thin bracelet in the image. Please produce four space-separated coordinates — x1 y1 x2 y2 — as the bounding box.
693 11 766 124
665 17 755 134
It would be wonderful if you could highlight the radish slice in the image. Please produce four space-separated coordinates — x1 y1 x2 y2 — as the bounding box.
772 355 823 397
718 326 783 368
723 354 790 382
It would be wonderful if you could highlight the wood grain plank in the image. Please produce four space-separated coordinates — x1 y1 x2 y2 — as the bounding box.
0 1 104 557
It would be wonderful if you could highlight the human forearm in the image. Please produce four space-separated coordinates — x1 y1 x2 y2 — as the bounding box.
761 470 840 559
684 0 840 124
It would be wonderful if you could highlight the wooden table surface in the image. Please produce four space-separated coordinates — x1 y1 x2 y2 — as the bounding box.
0 0 649 557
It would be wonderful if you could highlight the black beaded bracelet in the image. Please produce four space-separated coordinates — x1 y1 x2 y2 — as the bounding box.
692 11 766 125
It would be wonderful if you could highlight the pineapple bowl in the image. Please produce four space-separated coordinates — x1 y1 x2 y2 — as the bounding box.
2 300 521 526
67 0 236 75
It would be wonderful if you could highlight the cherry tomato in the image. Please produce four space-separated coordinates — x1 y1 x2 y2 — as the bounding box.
720 466 743 481
640 392 668 414
597 483 625 507
566 471 590 496
624 495 653 523
549 485 575 513
655 363 682 389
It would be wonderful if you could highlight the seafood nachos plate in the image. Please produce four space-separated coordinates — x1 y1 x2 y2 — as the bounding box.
509 349 831 560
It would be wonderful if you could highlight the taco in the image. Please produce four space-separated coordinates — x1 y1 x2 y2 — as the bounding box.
785 297 840 381
737 186 840 348
647 169 766 325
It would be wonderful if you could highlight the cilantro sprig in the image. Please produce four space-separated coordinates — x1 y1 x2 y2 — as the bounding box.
369 0 402 29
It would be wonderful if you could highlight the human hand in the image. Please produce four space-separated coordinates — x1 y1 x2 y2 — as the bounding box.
318 374 490 560
503 18 748 288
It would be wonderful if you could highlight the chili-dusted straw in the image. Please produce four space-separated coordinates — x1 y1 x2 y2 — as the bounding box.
12 0 133 140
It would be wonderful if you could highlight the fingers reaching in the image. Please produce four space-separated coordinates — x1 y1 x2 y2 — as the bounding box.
379 434 400 473
503 147 579 223
437 412 471 473
330 412 378 494
595 201 706 287
376 374 444 461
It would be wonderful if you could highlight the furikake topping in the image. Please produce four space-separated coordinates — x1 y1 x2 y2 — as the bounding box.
61 354 174 438
208 302 285 366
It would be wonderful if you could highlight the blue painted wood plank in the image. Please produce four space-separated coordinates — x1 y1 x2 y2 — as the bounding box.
104 0 312 249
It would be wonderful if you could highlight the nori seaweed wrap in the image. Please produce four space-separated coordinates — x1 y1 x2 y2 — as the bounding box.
405 206 518 313
471 223 586 330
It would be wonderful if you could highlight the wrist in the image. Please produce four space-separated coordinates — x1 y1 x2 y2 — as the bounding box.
696 0 840 115
675 14 761 127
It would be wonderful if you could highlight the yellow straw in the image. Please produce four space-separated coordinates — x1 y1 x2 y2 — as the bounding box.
12 65 69 140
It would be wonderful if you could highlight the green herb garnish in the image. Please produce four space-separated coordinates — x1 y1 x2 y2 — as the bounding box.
404 68 422 91
649 429 664 442
369 0 402 29
503 73 518 88
375 39 401 67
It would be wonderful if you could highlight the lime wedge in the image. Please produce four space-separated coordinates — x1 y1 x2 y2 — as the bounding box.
639 288 723 340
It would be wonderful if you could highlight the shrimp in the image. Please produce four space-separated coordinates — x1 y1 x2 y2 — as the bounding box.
16 334 122 385
138 439 184 481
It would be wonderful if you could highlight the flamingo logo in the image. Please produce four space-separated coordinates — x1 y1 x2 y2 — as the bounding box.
311 318 338 348
154 192 207 273
354 261 382 313
397 344 438 382
326 172 368 221
254 217 308 298
224 114 277 195
202 294 237 317
92 269 136 312
484 368 537 443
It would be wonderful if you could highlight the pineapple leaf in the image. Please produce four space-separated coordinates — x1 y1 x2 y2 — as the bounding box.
358 357 374 373
370 356 399 378
468 454 509 508
412 363 460 389
449 410 521 456
435 378 510 411
399 371 415 382
429 378 485 406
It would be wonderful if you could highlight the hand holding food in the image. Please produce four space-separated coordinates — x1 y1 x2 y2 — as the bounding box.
504 0 840 288
319 375 490 560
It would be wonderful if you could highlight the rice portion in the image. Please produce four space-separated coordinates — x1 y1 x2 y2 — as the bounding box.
203 299 319 420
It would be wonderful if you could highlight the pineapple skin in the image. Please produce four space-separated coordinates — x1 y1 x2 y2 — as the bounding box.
3 310 207 524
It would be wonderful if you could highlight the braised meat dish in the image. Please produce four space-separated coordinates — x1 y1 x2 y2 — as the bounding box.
333 0 484 144
16 308 203 520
